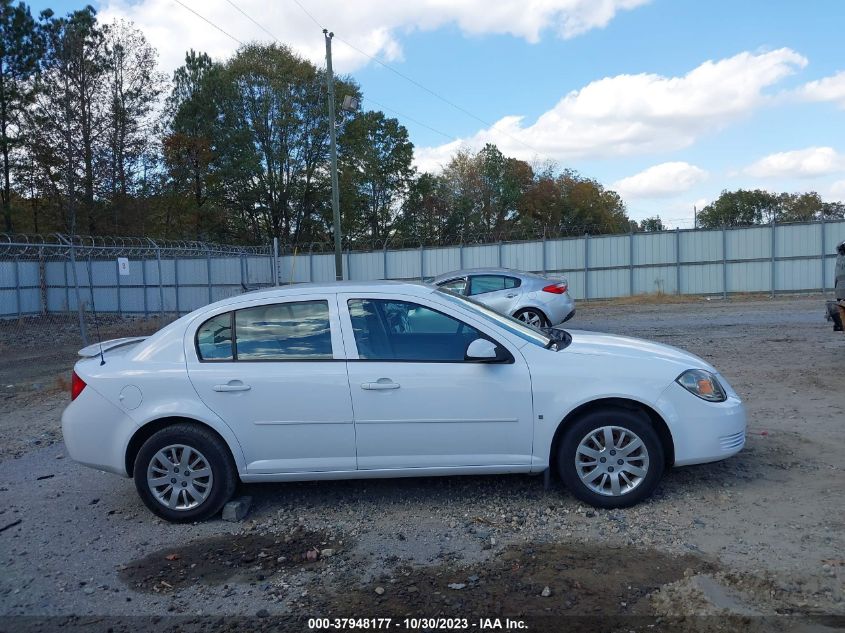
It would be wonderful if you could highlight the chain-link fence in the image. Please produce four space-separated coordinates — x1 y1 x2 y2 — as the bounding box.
0 234 275 357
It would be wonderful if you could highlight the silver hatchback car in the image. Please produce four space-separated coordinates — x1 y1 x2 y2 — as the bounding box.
432 268 575 327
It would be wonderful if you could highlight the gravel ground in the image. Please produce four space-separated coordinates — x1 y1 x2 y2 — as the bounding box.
0 295 843 631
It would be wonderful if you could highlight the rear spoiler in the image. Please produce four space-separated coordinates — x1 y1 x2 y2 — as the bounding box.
78 337 147 358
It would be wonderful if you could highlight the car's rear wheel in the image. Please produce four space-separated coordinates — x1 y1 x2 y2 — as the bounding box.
514 308 548 328
133 423 236 522
558 408 664 508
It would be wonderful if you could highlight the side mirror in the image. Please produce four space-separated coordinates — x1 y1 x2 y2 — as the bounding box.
465 338 509 363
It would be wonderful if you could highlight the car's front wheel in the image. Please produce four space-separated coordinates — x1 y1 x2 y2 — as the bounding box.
133 423 237 522
557 408 664 508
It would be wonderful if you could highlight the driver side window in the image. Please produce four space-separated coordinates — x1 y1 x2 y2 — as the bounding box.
348 299 484 361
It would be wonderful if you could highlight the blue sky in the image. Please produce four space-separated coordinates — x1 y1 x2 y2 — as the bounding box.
29 0 845 226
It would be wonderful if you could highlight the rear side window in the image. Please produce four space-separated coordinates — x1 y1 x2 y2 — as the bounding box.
468 275 519 296
196 300 333 361
196 313 234 360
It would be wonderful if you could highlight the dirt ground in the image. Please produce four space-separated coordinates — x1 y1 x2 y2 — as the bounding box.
0 295 843 631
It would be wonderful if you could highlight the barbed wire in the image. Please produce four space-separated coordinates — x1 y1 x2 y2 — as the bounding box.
0 233 271 259
285 217 842 255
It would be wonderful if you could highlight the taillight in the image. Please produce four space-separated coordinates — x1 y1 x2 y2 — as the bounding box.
71 371 86 401
543 282 568 294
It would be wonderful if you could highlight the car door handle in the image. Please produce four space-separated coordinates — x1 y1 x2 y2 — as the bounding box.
213 382 252 392
361 380 400 390
506 293 517 298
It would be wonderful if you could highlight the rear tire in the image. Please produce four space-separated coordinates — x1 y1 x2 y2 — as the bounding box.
557 408 664 508
133 423 237 522
514 308 548 328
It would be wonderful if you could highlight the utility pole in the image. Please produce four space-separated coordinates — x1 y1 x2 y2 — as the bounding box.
324 29 343 281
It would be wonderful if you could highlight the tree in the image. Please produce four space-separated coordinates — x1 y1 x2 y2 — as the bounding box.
339 110 414 244
162 49 220 238
394 172 449 245
102 19 166 231
639 216 665 232
697 189 779 228
30 6 109 233
0 0 41 232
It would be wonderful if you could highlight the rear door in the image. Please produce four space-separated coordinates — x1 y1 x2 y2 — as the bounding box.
467 274 521 315
186 295 356 474
338 292 534 470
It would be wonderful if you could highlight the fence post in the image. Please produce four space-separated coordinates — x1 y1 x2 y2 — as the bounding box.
173 253 181 314
272 237 280 286
38 246 47 316
383 242 388 280
244 253 250 289
309 244 315 282
541 233 547 275
63 257 70 313
141 255 148 318
584 233 590 300
13 256 21 317
628 230 634 296
820 216 826 291
675 227 681 295
205 246 213 304
497 241 503 268
722 226 728 300
770 219 776 298
115 258 122 316
155 246 165 318
459 243 464 270
419 243 424 280
67 240 89 346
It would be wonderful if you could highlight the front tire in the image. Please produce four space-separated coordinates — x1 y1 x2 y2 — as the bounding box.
133 423 237 522
557 408 664 508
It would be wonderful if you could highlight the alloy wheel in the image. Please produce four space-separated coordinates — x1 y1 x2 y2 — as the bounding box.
146 444 214 510
574 425 650 496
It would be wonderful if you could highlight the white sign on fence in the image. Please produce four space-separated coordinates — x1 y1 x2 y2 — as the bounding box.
117 257 130 276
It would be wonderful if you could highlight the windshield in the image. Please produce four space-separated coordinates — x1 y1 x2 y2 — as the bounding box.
435 288 552 348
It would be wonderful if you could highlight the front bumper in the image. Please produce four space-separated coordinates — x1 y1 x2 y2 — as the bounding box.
656 381 747 467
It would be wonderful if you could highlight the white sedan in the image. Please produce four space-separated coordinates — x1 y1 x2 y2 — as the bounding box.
62 281 746 522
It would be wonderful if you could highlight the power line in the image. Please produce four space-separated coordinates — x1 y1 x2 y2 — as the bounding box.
225 0 280 42
290 0 325 30
172 0 244 45
329 39 557 164
222 1 459 146
285 1 557 163
361 97 458 142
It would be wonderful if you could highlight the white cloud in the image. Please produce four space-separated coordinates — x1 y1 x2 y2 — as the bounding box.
98 0 649 76
744 147 845 179
830 179 845 200
612 162 708 199
416 48 808 167
798 70 845 108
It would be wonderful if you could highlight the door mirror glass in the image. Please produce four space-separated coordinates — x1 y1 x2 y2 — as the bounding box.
465 338 499 362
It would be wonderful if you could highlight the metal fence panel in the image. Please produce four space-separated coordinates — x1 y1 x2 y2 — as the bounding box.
545 238 585 271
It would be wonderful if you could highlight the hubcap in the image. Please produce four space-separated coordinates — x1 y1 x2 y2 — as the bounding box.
518 310 544 328
147 444 213 511
575 426 650 497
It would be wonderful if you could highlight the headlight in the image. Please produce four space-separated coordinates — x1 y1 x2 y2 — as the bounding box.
676 369 727 402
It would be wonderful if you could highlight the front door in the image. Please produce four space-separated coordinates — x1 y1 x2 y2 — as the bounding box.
338 293 534 470
186 295 355 474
